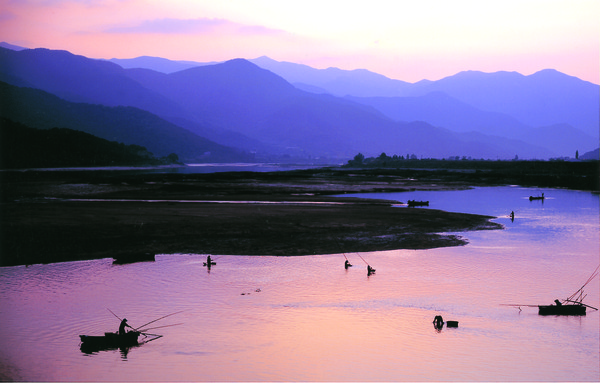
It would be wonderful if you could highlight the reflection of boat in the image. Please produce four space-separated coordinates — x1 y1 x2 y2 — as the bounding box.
113 253 155 265
407 200 429 207
79 331 141 353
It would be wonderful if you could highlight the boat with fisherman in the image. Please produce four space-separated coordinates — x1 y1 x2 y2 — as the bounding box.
502 265 598 316
79 309 183 353
529 192 545 201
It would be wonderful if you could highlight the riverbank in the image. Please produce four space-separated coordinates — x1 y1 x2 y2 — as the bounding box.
0 168 503 266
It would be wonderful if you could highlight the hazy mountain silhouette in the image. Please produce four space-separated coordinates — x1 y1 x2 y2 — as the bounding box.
580 148 599 160
346 92 596 157
247 57 598 143
0 47 565 160
109 56 213 73
101 51 598 146
407 69 599 138
125 57 554 158
0 47 190 120
250 56 413 97
0 81 248 162
0 42 28 51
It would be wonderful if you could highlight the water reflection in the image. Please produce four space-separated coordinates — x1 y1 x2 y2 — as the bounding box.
0 186 597 381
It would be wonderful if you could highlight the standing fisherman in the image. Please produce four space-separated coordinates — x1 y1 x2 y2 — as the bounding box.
345 259 352 269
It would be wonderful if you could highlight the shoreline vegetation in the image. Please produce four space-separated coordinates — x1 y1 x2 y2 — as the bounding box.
1 162 597 267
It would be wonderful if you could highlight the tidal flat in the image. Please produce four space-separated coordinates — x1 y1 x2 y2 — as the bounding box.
0 167 507 266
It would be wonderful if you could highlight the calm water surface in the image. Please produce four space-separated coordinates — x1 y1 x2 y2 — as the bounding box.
0 186 598 381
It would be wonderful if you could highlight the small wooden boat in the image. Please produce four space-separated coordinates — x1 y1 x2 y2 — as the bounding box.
502 266 598 316
538 302 586 316
203 262 216 267
529 193 545 201
407 200 429 207
446 320 459 327
79 331 140 352
113 252 155 265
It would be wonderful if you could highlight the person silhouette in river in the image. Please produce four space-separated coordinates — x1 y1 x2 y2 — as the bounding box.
433 315 444 331
207 255 212 264
510 211 515 222
345 259 352 269
367 265 375 275
119 318 132 335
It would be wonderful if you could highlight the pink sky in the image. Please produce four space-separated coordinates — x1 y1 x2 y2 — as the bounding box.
1 0 599 84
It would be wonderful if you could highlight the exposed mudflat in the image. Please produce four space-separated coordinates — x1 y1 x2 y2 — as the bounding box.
0 168 502 266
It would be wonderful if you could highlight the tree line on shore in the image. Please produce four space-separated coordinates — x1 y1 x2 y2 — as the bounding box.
343 152 599 191
346 152 597 168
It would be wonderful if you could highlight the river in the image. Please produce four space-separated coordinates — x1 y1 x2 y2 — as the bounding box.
0 186 598 381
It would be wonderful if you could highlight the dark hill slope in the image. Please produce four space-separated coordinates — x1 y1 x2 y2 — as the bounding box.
0 118 179 169
0 81 248 162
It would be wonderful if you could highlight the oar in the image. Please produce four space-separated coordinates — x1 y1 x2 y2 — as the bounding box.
134 310 185 331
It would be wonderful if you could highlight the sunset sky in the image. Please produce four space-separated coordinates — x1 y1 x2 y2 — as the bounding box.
1 0 599 83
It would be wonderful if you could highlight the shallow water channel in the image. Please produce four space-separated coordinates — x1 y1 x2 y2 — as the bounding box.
0 186 598 381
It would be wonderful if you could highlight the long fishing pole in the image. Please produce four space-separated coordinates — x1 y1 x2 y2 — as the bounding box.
357 253 369 266
333 237 349 261
107 308 122 321
134 310 186 331
138 323 184 332
567 265 599 301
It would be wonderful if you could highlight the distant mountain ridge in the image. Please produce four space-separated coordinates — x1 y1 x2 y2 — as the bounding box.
345 92 595 157
406 69 599 137
0 42 28 51
104 51 599 147
1 45 596 161
108 56 217 74
101 53 598 138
